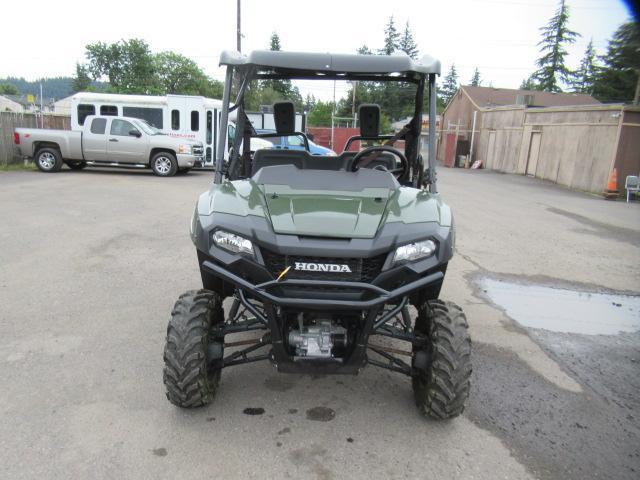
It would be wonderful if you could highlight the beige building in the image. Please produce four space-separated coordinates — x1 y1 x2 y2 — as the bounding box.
475 103 640 195
0 95 24 112
438 86 598 166
53 95 73 115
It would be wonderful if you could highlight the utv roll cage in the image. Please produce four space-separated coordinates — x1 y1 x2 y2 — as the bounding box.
214 50 441 192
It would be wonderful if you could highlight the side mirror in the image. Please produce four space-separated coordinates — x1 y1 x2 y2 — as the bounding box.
129 129 141 138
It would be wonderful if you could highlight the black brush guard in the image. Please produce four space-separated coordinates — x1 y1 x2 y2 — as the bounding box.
203 260 442 375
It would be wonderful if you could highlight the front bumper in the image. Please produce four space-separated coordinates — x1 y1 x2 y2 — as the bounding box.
177 154 203 168
202 259 444 310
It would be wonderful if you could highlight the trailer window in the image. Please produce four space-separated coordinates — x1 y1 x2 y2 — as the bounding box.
77 104 95 126
122 107 163 129
171 110 180 130
110 119 137 136
100 105 118 116
90 118 107 134
206 111 212 144
191 111 199 132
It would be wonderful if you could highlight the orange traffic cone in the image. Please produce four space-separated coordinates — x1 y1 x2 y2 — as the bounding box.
604 168 619 199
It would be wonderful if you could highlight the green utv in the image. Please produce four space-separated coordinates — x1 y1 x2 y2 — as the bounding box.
163 50 471 419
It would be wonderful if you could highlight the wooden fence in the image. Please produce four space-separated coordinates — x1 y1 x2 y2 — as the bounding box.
0 112 70 165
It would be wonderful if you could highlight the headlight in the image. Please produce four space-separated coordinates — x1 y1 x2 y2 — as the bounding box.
393 239 437 263
178 144 193 154
212 230 254 256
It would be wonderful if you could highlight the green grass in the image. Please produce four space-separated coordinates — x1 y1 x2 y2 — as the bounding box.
0 162 36 172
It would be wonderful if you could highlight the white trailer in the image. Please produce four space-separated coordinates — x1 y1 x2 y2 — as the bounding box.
69 92 305 168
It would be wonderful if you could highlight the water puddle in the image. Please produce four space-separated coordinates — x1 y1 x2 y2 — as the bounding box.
481 278 640 335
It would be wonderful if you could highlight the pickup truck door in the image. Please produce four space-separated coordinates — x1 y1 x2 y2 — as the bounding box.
83 117 108 161
107 119 148 163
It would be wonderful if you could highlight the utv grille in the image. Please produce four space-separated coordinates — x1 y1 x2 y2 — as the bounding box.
261 250 388 282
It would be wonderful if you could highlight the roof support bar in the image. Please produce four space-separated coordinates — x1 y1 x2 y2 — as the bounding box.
428 73 438 193
215 66 234 184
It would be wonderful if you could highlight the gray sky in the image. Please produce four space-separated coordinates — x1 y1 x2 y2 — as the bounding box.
0 0 633 100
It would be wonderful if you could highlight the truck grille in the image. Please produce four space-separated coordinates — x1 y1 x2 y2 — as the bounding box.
261 250 387 282
192 145 204 156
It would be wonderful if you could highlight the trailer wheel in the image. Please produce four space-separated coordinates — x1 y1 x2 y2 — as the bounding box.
66 161 87 170
35 148 63 173
412 299 471 419
151 151 178 177
163 289 225 408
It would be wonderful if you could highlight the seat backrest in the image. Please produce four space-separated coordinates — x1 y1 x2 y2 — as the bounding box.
343 151 396 172
252 149 306 176
625 175 639 189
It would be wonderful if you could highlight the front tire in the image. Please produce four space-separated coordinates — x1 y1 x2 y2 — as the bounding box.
66 161 87 170
151 151 178 177
412 299 471 419
163 290 225 408
35 148 63 173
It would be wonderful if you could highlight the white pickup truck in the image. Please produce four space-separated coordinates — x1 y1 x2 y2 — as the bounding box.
14 115 204 176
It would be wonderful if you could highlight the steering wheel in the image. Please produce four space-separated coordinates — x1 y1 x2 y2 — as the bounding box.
350 145 409 180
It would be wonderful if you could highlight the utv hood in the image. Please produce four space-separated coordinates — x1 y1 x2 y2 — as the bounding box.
263 184 392 239
201 165 450 239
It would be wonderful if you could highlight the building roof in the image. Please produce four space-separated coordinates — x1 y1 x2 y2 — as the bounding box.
459 85 599 109
219 50 441 76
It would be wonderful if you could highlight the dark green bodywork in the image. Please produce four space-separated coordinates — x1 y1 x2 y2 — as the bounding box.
197 178 452 239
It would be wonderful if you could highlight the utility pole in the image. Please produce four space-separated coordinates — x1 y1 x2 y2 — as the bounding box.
236 0 242 52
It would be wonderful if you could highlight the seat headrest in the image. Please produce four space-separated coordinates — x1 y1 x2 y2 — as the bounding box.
359 104 380 137
273 101 296 135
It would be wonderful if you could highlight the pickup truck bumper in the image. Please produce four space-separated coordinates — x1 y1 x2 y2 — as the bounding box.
177 154 203 168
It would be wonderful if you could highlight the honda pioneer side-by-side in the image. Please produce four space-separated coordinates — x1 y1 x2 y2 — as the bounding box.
163 50 471 419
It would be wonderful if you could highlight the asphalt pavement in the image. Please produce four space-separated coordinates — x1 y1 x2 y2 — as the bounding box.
0 166 638 479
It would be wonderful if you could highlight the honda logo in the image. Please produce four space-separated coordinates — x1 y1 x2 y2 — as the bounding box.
294 262 352 273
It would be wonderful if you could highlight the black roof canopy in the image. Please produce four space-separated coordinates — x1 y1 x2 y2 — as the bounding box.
219 50 441 78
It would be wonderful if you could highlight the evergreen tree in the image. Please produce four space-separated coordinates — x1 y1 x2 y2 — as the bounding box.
440 64 459 105
469 68 481 87
379 16 400 55
531 0 580 92
399 22 419 59
520 76 537 90
269 32 282 51
571 39 598 94
593 21 640 104
72 63 92 92
357 45 372 55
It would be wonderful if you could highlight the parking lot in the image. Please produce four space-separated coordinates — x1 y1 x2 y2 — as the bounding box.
1 166 639 480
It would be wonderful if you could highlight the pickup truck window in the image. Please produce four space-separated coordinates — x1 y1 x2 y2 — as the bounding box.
171 110 180 130
100 105 118 116
110 119 137 136
78 104 95 126
122 107 163 129
90 118 107 134
191 111 199 132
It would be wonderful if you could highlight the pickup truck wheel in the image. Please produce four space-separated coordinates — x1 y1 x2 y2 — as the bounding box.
151 152 178 177
66 161 87 170
35 148 63 173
